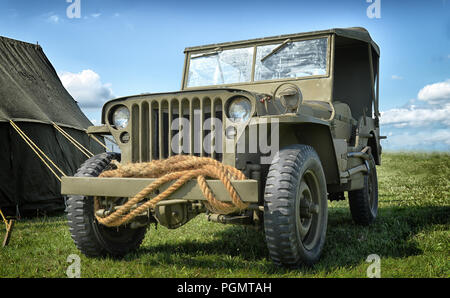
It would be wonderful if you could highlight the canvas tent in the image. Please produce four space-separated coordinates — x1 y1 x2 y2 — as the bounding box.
0 36 104 216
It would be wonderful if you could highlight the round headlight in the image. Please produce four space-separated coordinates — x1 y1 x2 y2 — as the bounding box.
112 106 130 129
228 97 251 123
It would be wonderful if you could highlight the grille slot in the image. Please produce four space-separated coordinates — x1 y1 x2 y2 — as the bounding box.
131 97 224 162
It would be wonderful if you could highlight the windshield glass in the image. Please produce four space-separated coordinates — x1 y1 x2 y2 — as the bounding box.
255 38 328 81
187 47 253 87
186 37 328 87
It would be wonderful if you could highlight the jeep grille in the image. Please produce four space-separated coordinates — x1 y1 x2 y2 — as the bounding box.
130 97 224 162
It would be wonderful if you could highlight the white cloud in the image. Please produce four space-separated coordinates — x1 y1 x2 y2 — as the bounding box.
91 13 102 18
417 79 450 105
59 69 114 108
391 75 403 80
382 129 450 150
47 14 60 23
380 79 450 151
380 104 450 127
381 79 450 127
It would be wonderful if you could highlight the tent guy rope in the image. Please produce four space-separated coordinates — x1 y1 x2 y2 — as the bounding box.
9 120 66 181
52 122 94 158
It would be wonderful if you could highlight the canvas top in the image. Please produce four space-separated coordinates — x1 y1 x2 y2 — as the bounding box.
184 27 380 56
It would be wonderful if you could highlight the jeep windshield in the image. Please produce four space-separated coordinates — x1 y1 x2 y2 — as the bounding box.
186 37 328 88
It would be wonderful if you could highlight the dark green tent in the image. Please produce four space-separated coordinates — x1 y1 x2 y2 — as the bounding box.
0 36 103 216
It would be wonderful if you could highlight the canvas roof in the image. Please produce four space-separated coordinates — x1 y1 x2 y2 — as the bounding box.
184 27 380 56
0 36 92 130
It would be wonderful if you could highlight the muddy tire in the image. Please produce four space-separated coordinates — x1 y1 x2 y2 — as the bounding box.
348 154 378 225
66 152 147 257
264 145 328 266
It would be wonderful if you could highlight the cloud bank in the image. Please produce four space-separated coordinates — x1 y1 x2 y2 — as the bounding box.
380 79 450 151
417 79 450 105
59 69 114 109
380 104 450 128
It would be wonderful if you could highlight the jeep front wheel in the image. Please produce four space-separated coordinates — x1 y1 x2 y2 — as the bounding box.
66 152 147 257
264 144 328 266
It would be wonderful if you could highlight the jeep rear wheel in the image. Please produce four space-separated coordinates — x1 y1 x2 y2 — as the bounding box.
66 152 147 257
264 145 328 266
348 154 378 225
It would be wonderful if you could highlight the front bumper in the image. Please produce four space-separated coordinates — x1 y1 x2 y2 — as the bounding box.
61 177 259 203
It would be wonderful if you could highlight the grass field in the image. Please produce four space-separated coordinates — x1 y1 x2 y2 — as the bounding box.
0 152 448 278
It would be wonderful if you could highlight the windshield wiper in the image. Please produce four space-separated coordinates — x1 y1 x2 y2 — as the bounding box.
191 47 222 59
260 39 292 62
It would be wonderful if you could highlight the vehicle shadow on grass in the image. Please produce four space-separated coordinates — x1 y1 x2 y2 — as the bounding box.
128 205 449 274
317 205 449 271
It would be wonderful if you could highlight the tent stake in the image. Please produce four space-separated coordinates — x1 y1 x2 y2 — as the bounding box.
0 209 14 247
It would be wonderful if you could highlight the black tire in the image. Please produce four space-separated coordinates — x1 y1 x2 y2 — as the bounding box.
348 154 378 225
66 152 147 257
264 145 328 266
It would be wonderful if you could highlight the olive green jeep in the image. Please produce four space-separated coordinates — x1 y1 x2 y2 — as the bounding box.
62 27 384 266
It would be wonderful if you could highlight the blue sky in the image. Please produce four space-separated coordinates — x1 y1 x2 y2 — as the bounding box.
1 0 449 151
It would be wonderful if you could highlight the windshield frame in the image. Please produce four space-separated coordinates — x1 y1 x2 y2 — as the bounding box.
183 34 331 89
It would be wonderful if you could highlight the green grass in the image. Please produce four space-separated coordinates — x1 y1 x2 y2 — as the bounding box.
0 152 449 277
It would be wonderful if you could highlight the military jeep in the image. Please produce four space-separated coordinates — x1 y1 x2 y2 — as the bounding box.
62 27 383 266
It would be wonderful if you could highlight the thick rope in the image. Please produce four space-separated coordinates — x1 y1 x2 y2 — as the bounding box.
95 155 249 227
52 122 93 158
103 135 118 146
9 120 66 181
0 209 8 227
88 134 109 151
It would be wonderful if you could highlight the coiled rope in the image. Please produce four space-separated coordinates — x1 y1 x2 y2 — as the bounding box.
95 155 249 227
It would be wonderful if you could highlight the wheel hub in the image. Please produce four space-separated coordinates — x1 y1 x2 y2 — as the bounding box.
299 181 318 239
